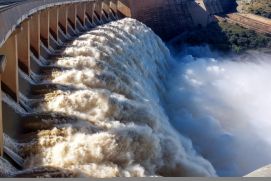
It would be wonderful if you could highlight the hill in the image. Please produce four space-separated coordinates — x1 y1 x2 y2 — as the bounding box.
237 0 271 19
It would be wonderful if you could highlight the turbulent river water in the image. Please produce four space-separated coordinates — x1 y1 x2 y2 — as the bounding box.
1 18 271 177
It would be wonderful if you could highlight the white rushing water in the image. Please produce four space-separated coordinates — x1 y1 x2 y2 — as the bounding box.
3 17 271 177
166 45 271 176
15 18 216 177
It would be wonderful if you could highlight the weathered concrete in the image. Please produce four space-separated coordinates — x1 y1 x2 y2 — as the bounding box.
85 1 95 23
116 0 237 40
0 0 96 48
188 0 214 27
0 0 239 43
49 7 59 44
40 10 50 48
77 3 87 27
0 33 19 102
68 4 77 30
0 0 116 159
118 0 194 40
58 5 68 34
245 164 271 177
30 12 40 58
17 20 30 75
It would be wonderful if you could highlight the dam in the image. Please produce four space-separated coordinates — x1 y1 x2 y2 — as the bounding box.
0 0 271 178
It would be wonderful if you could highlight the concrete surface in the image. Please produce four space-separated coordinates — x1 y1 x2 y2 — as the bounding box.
245 165 271 177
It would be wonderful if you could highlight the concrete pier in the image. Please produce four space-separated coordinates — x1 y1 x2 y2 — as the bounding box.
49 7 59 42
30 13 41 58
17 20 30 75
0 33 19 102
0 0 124 159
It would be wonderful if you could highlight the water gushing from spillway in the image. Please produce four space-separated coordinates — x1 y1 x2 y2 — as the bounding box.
2 18 216 177
3 17 271 177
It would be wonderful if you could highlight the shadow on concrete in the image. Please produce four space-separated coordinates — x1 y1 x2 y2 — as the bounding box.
118 0 239 41
168 1 233 53
168 21 231 52
221 0 238 13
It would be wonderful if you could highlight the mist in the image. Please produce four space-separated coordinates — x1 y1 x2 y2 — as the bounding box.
165 45 271 176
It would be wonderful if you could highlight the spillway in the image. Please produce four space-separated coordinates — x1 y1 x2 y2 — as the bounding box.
0 18 216 177
0 0 270 178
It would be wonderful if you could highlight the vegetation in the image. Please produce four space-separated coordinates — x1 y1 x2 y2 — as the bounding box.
219 21 271 52
238 0 271 19
172 21 271 53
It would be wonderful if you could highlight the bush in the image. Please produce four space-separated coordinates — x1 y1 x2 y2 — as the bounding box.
218 22 271 52
172 20 271 53
178 22 271 53
240 0 271 19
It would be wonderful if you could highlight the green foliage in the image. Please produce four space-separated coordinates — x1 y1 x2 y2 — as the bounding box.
174 21 271 53
219 21 271 52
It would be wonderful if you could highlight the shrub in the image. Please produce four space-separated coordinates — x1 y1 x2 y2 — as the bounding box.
172 20 271 53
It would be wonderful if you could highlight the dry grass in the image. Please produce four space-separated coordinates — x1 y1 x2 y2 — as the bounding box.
238 0 271 18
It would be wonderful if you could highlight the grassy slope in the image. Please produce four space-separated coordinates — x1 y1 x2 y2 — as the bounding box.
172 21 271 53
219 21 271 52
238 0 271 19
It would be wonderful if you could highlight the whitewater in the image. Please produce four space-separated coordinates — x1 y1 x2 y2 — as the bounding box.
166 46 271 176
1 18 271 177
0 18 216 177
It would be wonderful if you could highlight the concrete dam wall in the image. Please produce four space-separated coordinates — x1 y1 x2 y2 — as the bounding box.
0 0 237 45
117 0 237 40
2 0 270 178
0 0 220 177
118 0 194 40
0 0 241 158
